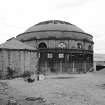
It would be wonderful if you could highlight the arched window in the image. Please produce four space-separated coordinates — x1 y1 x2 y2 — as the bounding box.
38 42 47 49
88 45 92 50
77 43 82 49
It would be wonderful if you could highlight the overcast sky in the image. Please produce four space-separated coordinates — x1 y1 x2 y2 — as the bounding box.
0 0 105 53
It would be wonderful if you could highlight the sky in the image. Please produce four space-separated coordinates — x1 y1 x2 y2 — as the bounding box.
0 0 105 54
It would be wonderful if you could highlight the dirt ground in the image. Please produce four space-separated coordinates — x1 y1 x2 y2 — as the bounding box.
1 72 105 105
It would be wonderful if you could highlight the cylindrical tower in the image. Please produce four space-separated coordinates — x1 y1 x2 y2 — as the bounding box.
16 20 94 74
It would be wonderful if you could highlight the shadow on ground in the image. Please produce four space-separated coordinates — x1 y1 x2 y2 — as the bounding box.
52 76 79 79
96 84 105 89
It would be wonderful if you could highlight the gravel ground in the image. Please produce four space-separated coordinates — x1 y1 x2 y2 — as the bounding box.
1 72 105 105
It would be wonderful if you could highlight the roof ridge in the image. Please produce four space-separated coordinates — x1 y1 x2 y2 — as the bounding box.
35 20 73 26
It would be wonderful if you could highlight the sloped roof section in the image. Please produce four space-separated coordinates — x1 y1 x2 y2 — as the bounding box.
0 38 36 50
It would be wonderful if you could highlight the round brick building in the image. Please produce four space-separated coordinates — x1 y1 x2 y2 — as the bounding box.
16 20 94 74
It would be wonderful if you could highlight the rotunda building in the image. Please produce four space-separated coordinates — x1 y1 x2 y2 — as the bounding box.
16 20 94 74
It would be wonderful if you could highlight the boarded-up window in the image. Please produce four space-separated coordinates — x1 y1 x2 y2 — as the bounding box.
48 53 53 58
59 54 64 58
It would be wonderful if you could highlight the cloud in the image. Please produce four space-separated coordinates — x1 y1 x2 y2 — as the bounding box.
0 0 104 53
53 0 95 9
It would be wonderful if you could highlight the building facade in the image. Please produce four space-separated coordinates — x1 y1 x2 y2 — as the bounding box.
0 38 38 79
16 20 94 74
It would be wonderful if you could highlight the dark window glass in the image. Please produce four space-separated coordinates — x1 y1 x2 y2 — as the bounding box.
77 43 82 49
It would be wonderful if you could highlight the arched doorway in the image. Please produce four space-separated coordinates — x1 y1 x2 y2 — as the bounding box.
38 42 47 49
38 42 48 73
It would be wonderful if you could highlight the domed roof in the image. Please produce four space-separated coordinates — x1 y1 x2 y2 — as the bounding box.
25 20 85 33
16 20 93 42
